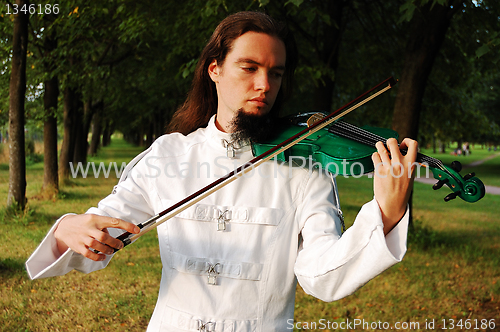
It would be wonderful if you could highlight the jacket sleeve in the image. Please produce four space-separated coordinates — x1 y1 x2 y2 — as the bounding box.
25 155 156 280
294 172 409 302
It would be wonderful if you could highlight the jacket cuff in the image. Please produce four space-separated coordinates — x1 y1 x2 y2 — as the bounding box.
25 213 76 279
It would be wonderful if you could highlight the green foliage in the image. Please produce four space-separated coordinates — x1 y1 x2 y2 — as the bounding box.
408 219 445 249
475 43 490 58
0 3 13 128
398 0 453 23
415 0 500 145
1 0 499 148
24 138 35 157
398 0 418 23
24 138 43 165
0 204 37 226
285 0 305 8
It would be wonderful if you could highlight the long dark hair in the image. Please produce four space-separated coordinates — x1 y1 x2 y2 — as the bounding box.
166 11 298 135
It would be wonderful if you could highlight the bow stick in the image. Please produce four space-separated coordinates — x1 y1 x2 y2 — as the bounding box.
108 77 398 251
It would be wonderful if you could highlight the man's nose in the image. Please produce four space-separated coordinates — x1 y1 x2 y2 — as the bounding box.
254 72 270 92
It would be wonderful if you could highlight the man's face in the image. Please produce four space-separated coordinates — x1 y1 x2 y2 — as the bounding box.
208 31 286 133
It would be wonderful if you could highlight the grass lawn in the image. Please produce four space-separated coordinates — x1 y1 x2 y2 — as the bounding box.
0 138 499 331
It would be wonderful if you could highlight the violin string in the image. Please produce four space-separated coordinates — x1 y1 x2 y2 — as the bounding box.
330 121 440 167
310 115 465 191
328 121 445 170
330 121 381 146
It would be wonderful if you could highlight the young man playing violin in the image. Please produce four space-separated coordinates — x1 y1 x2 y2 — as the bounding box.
26 11 418 332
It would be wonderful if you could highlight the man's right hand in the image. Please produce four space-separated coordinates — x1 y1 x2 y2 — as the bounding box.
54 214 141 261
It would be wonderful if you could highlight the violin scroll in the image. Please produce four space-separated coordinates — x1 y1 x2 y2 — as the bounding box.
429 163 485 203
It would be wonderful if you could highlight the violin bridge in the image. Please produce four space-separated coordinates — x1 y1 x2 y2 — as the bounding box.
306 113 326 127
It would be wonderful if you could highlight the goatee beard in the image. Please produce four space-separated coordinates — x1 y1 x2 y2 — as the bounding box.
229 109 276 143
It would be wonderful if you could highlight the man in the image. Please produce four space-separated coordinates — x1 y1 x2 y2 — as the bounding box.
26 11 417 331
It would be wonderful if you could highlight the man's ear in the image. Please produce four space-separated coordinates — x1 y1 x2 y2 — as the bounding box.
208 59 220 83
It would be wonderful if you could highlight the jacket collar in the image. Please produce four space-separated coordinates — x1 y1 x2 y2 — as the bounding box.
206 115 251 158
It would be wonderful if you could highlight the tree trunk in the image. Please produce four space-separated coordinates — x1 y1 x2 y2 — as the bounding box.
391 2 457 140
41 21 59 198
7 0 29 210
59 86 78 181
102 119 112 147
89 102 103 156
154 109 165 139
440 141 446 154
391 2 458 226
83 98 94 150
311 0 345 112
138 123 146 147
72 96 86 164
145 119 154 147
41 75 59 197
432 133 436 154
312 78 336 112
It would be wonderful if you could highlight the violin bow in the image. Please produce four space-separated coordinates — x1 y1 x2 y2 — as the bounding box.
111 77 398 250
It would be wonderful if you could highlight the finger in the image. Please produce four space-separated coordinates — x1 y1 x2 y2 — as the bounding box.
100 217 141 234
371 151 387 179
90 216 140 250
400 138 418 162
401 138 418 180
375 141 391 165
86 237 115 255
371 150 382 165
74 242 108 261
90 228 125 251
385 138 402 160
398 137 413 150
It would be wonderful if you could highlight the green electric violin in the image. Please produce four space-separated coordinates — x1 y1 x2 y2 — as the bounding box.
252 111 485 203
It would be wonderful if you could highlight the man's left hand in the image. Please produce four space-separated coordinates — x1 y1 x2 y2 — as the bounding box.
372 137 418 235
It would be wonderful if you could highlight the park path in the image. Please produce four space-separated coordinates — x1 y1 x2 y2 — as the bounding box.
414 152 500 196
465 151 500 167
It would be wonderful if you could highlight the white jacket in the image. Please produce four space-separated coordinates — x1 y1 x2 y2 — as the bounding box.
26 116 408 332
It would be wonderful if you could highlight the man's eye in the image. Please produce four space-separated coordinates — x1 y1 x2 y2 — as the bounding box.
243 67 256 72
272 72 283 78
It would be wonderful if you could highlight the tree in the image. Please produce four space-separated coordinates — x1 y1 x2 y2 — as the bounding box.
59 83 79 180
40 16 59 197
42 74 59 197
272 0 348 113
88 100 103 156
391 0 459 140
7 0 29 210
0 7 13 131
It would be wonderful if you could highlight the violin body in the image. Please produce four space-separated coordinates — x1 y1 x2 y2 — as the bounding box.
252 121 397 176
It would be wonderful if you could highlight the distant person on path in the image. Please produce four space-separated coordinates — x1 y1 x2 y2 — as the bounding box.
462 142 470 156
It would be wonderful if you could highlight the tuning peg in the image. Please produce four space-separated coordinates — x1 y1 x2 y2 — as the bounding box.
444 192 459 202
463 172 475 181
433 179 449 190
451 161 462 172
